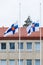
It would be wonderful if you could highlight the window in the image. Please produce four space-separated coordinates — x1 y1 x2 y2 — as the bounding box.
18 60 23 65
9 60 15 65
35 59 40 65
35 42 40 51
18 42 23 49
9 43 15 49
27 60 32 65
1 60 6 65
27 42 32 51
1 43 6 49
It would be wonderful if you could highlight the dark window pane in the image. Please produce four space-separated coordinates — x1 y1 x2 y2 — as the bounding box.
18 42 23 49
10 43 15 49
27 60 32 65
27 42 32 49
1 43 6 49
35 59 40 65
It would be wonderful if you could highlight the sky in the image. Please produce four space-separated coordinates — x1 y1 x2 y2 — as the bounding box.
0 0 43 27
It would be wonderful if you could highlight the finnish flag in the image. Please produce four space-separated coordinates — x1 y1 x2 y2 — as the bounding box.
4 22 18 37
32 22 39 32
27 22 39 36
27 25 32 36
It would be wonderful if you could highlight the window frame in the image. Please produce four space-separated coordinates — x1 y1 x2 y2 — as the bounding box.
1 59 6 65
35 59 40 65
9 42 15 51
35 42 40 51
26 42 32 51
18 42 23 50
26 59 32 65
1 43 6 50
9 59 15 65
18 59 23 65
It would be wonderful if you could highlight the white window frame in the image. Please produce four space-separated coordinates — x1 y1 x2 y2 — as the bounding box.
18 42 24 51
9 59 15 65
0 42 6 52
1 59 6 65
26 42 32 51
35 59 40 65
9 42 15 51
18 59 23 65
35 42 40 51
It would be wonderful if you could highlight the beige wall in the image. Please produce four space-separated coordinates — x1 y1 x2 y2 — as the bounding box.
0 40 42 65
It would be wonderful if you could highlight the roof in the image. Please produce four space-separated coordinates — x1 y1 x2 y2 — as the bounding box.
0 27 43 40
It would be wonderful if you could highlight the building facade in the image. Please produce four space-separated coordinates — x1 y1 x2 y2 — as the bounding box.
0 27 43 65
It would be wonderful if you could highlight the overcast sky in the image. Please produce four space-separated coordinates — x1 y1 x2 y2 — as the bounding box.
0 0 43 27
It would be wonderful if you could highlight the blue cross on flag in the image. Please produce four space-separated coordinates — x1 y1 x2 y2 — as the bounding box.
4 22 18 37
27 22 39 36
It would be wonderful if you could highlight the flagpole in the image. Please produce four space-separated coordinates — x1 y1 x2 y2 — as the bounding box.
18 2 21 65
40 2 42 65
